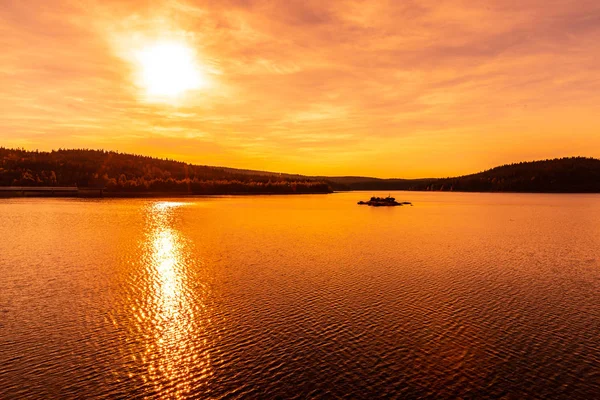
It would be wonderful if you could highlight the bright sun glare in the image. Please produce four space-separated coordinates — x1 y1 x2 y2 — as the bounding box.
135 41 205 98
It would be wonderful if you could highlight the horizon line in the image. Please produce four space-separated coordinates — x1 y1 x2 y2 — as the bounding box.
2 145 598 181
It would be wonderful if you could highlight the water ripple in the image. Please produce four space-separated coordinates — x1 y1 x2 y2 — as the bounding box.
1 194 600 398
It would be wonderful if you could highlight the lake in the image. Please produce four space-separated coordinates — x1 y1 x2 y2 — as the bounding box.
1 192 599 399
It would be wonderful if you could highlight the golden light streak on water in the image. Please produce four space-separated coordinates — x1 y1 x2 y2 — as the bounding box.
142 201 211 398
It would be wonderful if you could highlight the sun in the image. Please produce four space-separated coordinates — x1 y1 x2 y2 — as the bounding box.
135 41 206 98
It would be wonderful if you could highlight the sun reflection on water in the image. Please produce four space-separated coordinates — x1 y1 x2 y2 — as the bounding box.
141 201 212 397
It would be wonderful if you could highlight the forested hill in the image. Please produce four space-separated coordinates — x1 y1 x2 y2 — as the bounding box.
420 157 600 193
2 148 599 193
321 158 600 192
0 148 331 194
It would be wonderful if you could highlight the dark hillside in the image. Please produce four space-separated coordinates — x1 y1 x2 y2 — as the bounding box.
0 148 331 194
422 157 600 192
2 148 599 193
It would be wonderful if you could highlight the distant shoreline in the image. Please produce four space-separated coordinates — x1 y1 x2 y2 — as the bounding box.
3 149 600 194
2 187 600 199
0 187 332 198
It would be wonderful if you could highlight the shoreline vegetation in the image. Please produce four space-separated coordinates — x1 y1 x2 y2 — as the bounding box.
2 148 600 196
0 187 331 198
0 148 332 196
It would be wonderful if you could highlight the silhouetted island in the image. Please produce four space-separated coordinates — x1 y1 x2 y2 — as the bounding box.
358 196 412 207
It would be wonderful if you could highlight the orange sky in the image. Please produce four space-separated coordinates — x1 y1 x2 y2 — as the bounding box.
1 0 600 178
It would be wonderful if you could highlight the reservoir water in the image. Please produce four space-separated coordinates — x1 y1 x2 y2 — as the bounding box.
1 192 599 398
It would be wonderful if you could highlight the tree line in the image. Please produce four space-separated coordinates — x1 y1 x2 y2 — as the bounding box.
419 157 600 193
0 148 331 194
325 157 600 193
2 148 599 193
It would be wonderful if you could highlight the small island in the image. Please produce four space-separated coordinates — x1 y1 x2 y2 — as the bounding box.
358 196 412 207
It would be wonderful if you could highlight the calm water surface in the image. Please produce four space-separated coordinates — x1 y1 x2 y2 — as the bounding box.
1 192 599 399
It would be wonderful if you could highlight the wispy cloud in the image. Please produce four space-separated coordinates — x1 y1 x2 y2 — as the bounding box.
1 0 599 177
